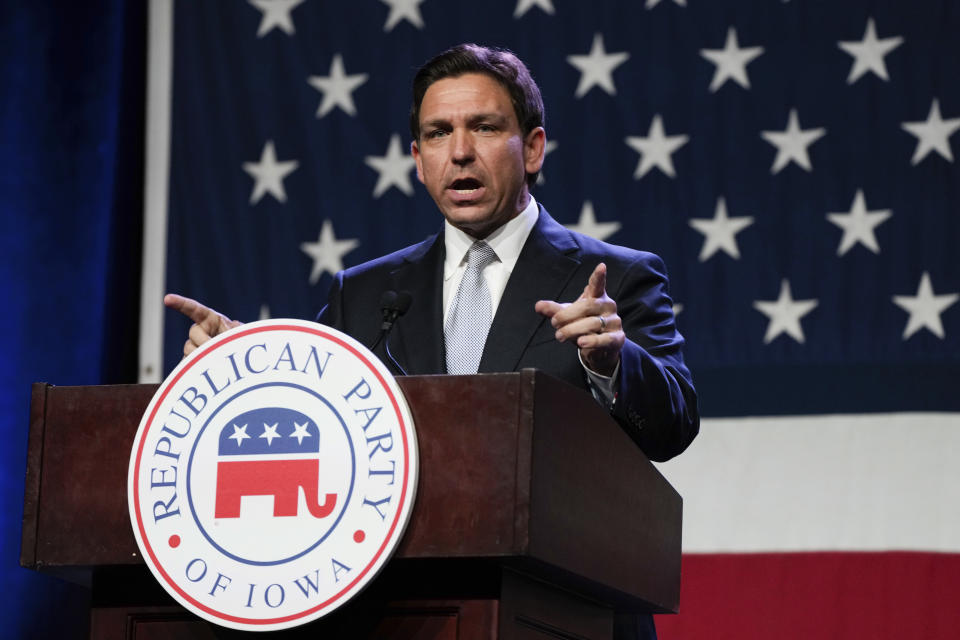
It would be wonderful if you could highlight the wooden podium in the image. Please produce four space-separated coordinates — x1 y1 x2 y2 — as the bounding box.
22 370 681 639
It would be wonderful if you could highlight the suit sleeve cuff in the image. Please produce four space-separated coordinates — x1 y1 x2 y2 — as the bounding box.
578 351 620 409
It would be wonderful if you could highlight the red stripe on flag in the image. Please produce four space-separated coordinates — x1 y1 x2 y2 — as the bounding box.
655 552 960 640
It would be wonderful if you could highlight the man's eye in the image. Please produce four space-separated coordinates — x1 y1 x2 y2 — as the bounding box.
476 124 496 133
427 129 448 139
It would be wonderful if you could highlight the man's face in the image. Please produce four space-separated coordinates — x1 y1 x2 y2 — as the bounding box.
411 73 545 239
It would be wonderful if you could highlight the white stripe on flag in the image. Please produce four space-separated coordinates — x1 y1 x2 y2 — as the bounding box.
656 412 960 553
138 0 174 383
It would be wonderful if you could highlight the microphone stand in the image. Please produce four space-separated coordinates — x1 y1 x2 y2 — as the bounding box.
370 291 411 376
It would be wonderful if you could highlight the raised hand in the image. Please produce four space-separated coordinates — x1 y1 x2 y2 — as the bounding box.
534 262 624 376
164 293 243 357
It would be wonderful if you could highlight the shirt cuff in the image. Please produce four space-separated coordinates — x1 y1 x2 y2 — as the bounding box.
578 351 620 409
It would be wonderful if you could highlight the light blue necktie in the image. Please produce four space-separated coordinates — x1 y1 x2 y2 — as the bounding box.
445 241 498 374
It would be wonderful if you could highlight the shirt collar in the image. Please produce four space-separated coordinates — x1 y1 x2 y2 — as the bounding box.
443 196 540 280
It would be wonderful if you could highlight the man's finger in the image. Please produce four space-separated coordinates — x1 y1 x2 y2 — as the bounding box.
549 296 617 329
554 314 611 343
576 329 624 349
188 323 213 348
581 263 607 300
164 293 217 326
534 299 566 318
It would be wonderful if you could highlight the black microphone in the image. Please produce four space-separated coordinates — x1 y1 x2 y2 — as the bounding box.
370 290 412 375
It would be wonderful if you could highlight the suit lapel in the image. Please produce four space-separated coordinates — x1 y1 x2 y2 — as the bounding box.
479 206 581 373
388 233 446 375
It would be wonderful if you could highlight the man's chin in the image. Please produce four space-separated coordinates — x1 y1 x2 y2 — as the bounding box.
439 201 522 239
442 206 493 231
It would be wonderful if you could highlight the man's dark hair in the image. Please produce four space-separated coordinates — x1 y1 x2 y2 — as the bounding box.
409 44 545 187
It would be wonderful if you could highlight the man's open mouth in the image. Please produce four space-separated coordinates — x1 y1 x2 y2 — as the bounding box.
449 178 483 194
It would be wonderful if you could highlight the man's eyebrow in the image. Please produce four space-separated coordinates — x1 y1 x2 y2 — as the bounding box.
421 117 451 130
421 112 509 128
467 112 508 124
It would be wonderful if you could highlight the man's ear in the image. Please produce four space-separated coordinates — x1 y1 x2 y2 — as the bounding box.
524 127 546 175
410 139 425 184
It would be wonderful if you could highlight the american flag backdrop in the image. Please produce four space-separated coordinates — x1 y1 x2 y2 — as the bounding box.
139 1 960 637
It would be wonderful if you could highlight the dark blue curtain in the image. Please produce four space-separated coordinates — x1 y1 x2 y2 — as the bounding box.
0 2 144 636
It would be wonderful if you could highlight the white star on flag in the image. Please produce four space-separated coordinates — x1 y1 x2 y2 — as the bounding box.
646 0 686 8
242 140 299 204
248 0 305 38
901 99 960 165
753 280 819 344
892 272 958 340
700 27 764 92
536 139 559 185
258 304 271 320
300 219 360 285
826 190 892 256
624 114 689 179
260 422 281 445
228 424 250 446
565 201 621 241
567 33 630 98
307 54 369 118
838 18 903 84
365 133 416 198
380 0 425 32
290 421 312 445
761 109 827 174
514 0 554 18
688 197 754 261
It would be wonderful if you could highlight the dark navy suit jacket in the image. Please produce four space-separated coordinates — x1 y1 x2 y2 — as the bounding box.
317 205 698 463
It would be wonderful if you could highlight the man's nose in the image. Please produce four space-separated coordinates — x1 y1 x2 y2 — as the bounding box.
451 130 475 165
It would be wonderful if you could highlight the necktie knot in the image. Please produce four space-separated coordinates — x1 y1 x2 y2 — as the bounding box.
466 241 497 270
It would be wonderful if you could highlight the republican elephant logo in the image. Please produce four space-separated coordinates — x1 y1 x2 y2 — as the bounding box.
213 407 337 519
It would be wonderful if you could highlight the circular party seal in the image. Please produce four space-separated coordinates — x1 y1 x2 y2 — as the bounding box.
128 320 418 631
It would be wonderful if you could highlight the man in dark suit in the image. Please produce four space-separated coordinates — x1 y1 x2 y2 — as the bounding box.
166 43 698 637
315 198 697 461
